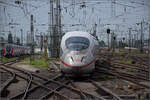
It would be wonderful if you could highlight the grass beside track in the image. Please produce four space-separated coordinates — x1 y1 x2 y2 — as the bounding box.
119 58 133 64
19 57 49 70
133 53 149 58
0 57 18 63
19 57 58 70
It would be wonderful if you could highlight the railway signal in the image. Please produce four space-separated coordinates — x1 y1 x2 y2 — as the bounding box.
107 28 110 51
107 28 110 34
113 36 116 40
112 35 116 53
123 37 125 41
15 0 21 5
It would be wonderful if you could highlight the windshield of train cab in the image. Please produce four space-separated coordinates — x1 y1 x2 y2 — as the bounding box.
65 36 90 51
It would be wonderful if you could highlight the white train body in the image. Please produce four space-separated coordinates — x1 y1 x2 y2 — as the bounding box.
60 31 99 75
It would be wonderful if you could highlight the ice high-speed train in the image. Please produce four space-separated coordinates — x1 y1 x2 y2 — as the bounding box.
59 31 99 75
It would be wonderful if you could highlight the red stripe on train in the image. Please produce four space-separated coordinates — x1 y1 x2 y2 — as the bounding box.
4 46 6 56
59 58 95 68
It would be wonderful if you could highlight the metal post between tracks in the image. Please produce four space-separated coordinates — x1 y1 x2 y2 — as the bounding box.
148 24 150 56
128 28 132 54
30 14 34 64
148 24 150 82
140 21 143 53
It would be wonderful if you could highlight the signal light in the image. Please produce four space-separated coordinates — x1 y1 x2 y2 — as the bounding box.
15 0 21 4
113 37 116 40
107 29 110 34
123 37 125 40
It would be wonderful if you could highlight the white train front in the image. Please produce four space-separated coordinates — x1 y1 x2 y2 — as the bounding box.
59 31 99 75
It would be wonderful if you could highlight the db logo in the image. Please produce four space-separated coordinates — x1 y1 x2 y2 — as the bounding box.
75 58 80 62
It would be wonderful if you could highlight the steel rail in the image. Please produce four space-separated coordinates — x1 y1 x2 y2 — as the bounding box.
132 56 149 67
96 67 150 89
38 81 70 100
89 79 123 100
69 80 87 100
0 67 16 95
9 74 69 100
29 71 107 100
21 73 33 100
0 63 68 100
111 61 149 73
98 62 150 81
111 67 150 81
26 74 106 100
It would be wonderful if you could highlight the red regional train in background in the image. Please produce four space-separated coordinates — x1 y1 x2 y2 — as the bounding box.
0 43 30 57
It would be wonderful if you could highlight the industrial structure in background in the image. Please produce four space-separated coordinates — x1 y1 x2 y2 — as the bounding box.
30 14 34 62
0 0 150 58
48 0 61 58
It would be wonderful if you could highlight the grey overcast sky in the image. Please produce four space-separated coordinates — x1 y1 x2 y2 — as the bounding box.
0 0 150 43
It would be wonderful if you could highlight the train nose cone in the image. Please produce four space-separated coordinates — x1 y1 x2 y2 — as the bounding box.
65 55 87 67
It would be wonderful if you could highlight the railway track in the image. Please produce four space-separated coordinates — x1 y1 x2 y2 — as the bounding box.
0 61 68 99
110 67 149 81
0 68 16 97
9 74 69 100
110 61 150 81
112 61 149 73
97 55 149 82
132 56 149 67
1 56 149 100
96 64 150 89
89 79 122 100
0 57 25 97
0 60 109 99
95 67 150 100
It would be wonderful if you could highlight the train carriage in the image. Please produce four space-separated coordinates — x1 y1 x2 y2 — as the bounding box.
1 43 30 57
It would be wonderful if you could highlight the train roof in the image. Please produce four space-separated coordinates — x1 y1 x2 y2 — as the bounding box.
64 31 93 38
66 31 89 34
3 43 29 48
